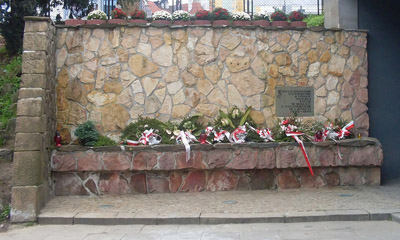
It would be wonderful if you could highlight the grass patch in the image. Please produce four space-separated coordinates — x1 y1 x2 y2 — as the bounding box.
0 205 10 221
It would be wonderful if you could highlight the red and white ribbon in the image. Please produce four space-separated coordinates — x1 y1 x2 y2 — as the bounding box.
338 121 354 139
247 124 274 142
122 129 162 146
281 121 314 176
229 125 247 143
176 131 199 162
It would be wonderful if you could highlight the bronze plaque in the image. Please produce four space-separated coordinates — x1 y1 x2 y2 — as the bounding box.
275 87 314 117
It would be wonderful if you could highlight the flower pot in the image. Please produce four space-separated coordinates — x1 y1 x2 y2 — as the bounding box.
65 19 86 26
232 20 252 26
290 21 307 27
173 20 192 26
151 20 171 25
271 21 289 27
86 19 106 25
128 19 148 25
212 20 230 26
252 20 270 27
108 19 127 24
193 20 212 25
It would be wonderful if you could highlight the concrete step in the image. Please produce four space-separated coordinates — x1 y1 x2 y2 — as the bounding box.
38 209 400 225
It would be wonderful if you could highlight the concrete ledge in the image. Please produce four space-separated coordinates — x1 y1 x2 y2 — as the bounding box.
38 208 400 225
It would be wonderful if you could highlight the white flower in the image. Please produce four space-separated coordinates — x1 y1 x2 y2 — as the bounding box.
255 13 269 20
153 10 172 20
87 10 107 20
172 10 190 21
232 12 251 21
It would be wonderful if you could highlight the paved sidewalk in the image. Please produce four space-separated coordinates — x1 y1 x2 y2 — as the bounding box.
38 180 400 225
1 221 400 240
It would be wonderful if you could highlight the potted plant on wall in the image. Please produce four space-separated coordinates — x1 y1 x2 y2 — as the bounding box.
152 10 172 25
270 9 288 27
289 10 306 27
172 10 191 25
129 9 147 24
87 10 107 25
253 13 270 27
194 10 212 25
231 12 252 26
109 8 127 24
211 8 231 26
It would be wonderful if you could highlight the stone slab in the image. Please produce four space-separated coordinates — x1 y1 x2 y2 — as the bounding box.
200 213 285 224
74 212 118 225
367 208 400 221
392 213 400 224
38 212 77 224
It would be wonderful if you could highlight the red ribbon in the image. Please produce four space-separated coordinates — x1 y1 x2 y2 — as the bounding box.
286 131 314 176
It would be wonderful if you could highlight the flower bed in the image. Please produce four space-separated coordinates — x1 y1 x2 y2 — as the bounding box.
52 138 383 195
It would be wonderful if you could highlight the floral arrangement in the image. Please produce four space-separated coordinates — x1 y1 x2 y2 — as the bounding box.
231 12 251 21
172 10 190 21
289 10 305 21
111 8 127 19
211 8 230 20
232 12 251 21
270 9 287 21
87 10 107 20
130 9 146 19
253 13 270 21
152 10 172 20
195 10 211 20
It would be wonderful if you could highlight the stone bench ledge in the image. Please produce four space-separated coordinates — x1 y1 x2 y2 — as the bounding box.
51 138 383 172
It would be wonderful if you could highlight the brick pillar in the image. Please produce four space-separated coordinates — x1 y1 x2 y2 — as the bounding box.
11 17 57 222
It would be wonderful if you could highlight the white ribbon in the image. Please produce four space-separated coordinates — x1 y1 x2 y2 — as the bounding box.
179 130 191 162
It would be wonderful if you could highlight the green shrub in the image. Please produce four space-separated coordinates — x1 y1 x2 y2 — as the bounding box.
0 204 10 221
95 135 118 146
0 55 21 130
304 15 324 27
74 121 99 146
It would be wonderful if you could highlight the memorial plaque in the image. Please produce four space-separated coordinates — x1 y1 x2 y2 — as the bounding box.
275 87 314 117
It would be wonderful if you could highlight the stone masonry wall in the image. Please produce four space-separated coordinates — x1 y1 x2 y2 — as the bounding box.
51 138 382 195
55 26 368 143
11 17 57 222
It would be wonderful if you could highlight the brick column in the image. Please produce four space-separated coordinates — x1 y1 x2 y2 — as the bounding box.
11 17 57 222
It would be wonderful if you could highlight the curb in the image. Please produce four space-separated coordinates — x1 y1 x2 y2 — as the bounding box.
38 209 400 225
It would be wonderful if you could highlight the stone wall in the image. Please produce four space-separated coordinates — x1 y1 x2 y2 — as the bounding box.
52 138 382 195
11 17 57 222
55 26 368 143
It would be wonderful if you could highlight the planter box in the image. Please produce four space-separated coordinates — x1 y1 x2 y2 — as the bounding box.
193 20 212 25
108 19 127 24
232 20 252 26
51 138 383 195
86 20 106 25
253 20 270 27
151 20 171 25
173 20 192 26
212 20 230 26
65 19 86 26
290 21 307 27
128 19 148 25
271 21 289 27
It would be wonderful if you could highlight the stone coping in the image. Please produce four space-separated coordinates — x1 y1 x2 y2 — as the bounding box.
51 138 383 173
54 23 369 32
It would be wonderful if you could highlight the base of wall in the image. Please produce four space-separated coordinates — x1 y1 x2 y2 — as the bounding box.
53 167 380 195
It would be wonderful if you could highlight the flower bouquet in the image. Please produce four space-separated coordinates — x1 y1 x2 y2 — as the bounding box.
194 10 211 25
87 10 107 25
172 10 191 25
231 11 252 26
211 8 231 26
270 9 288 27
289 10 306 27
109 8 127 24
152 10 172 25
253 13 270 27
129 9 147 24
